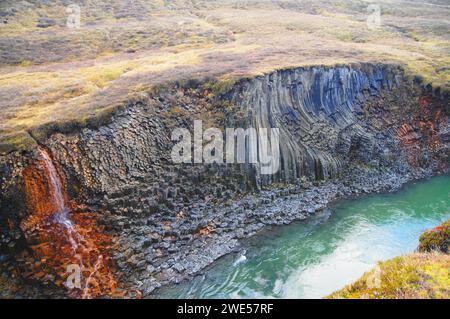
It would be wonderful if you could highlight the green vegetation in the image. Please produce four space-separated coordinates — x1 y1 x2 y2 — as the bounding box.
328 253 450 299
203 78 237 96
328 219 450 299
419 220 450 254
0 0 449 153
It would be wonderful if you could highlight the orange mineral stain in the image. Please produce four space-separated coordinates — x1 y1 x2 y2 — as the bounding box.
396 96 442 167
21 147 120 298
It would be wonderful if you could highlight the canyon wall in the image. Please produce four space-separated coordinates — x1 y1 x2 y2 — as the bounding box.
0 63 448 295
36 63 448 212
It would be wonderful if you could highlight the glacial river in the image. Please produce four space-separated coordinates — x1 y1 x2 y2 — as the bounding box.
157 175 450 299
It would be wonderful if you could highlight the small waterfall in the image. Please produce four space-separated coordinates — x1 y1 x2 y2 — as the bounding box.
22 147 119 298
37 147 79 250
37 147 67 214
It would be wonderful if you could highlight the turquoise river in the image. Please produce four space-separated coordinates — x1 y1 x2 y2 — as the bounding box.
156 175 450 299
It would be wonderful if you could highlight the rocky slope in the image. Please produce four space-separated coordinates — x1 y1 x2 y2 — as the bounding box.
0 63 448 297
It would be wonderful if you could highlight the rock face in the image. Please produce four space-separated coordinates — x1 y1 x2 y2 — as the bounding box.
44 64 446 204
0 63 448 296
227 65 398 184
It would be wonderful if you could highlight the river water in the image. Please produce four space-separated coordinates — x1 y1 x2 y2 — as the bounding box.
156 175 450 299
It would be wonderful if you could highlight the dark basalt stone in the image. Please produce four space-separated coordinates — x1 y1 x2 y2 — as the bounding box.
36 17 56 28
0 63 448 297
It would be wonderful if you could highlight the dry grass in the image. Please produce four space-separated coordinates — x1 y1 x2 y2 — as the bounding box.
327 252 450 299
0 0 449 152
329 219 450 299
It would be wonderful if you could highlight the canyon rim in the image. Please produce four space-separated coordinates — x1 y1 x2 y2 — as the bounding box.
0 0 449 300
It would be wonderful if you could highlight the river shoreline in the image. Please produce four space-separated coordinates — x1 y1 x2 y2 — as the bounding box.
0 165 447 298
151 172 450 299
143 165 447 297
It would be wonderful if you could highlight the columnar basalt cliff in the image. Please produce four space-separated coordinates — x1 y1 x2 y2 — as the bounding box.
0 63 448 297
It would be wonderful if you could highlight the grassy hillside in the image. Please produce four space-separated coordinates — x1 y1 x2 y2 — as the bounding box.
328 220 450 299
0 0 449 152
328 252 450 299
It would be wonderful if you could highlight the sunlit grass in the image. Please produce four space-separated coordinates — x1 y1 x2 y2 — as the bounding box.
0 0 449 152
328 252 450 299
329 219 450 299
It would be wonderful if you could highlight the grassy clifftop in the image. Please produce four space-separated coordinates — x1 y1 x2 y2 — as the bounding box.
328 219 450 299
0 0 449 153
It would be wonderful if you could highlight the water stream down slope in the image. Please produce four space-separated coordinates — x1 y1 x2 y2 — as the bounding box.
21 147 118 298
